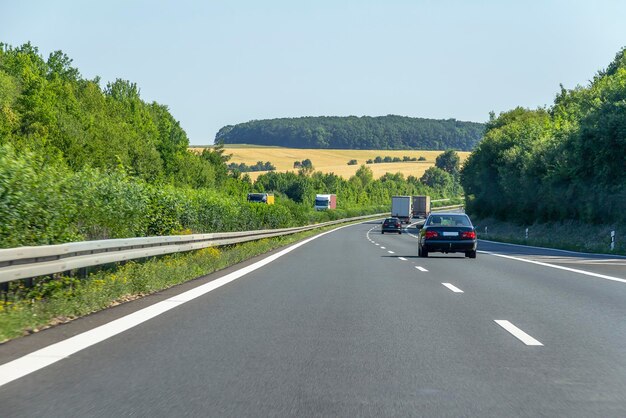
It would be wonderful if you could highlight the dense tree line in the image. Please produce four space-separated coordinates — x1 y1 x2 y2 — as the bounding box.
216 115 484 150
461 47 626 224
366 155 419 164
0 42 465 247
228 161 275 172
1 43 214 186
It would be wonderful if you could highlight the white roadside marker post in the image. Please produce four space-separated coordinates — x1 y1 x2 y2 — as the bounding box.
611 230 615 251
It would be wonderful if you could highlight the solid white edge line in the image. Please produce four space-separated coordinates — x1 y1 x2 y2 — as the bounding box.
0 222 359 388
494 320 543 346
416 266 428 272
479 239 626 259
442 283 463 293
484 252 626 284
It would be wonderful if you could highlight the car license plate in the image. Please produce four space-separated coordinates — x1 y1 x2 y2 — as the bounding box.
443 232 458 236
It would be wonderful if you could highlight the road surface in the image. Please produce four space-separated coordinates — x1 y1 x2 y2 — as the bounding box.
1 220 626 417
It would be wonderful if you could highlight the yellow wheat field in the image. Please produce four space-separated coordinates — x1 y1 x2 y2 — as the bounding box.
190 145 470 181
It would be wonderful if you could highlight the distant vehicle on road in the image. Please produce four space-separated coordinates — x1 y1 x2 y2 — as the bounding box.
418 213 477 258
391 196 412 224
381 217 402 234
247 193 275 204
315 194 336 210
412 195 431 218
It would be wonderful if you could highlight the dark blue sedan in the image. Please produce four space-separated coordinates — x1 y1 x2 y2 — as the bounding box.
381 217 402 234
418 213 477 258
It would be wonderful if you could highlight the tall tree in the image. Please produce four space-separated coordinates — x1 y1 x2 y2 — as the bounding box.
435 149 461 176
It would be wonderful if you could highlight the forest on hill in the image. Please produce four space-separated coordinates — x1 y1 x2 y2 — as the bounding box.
215 115 485 150
0 42 463 248
461 47 626 224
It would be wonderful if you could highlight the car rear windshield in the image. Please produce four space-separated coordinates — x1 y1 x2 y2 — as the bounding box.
427 215 471 227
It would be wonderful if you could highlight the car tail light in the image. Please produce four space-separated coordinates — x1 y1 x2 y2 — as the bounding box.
395 223 400 227
461 231 476 239
424 230 438 239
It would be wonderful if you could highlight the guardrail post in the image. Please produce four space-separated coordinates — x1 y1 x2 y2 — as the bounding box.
525 228 529 240
1 282 7 301
484 226 488 234
611 230 615 251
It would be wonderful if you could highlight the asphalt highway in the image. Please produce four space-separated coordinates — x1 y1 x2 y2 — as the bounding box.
1 220 626 417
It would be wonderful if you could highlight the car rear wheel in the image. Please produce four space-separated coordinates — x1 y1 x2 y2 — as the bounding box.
419 246 428 257
466 250 477 259
381 231 384 234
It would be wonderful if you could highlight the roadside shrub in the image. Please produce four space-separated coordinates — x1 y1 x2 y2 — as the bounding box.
277 198 310 226
188 189 241 232
69 168 150 239
0 145 79 247
257 204 296 229
145 186 186 235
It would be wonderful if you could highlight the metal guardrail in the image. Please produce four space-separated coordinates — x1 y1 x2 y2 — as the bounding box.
431 196 464 203
0 213 387 284
432 204 464 211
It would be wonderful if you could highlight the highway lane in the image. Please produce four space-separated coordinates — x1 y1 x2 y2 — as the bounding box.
374 222 626 412
2 220 626 417
478 239 626 281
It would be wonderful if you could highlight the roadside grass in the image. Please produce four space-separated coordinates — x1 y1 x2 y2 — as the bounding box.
475 217 626 256
0 220 374 343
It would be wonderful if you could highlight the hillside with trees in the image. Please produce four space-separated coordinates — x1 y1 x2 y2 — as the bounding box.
215 116 484 150
461 47 626 224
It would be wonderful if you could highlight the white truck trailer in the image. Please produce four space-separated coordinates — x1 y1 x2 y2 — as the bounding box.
391 196 412 224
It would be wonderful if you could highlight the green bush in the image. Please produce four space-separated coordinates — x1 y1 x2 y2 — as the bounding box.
145 186 185 235
0 145 79 247
70 168 150 239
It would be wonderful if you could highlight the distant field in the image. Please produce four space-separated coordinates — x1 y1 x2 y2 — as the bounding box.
190 145 470 181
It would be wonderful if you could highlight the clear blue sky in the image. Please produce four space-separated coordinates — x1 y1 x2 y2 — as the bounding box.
2 0 625 145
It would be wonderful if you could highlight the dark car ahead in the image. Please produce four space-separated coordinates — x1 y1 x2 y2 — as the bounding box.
418 213 477 258
381 217 402 234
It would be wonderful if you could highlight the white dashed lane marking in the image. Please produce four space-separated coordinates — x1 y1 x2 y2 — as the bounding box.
495 320 543 346
442 283 463 293
367 225 549 349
